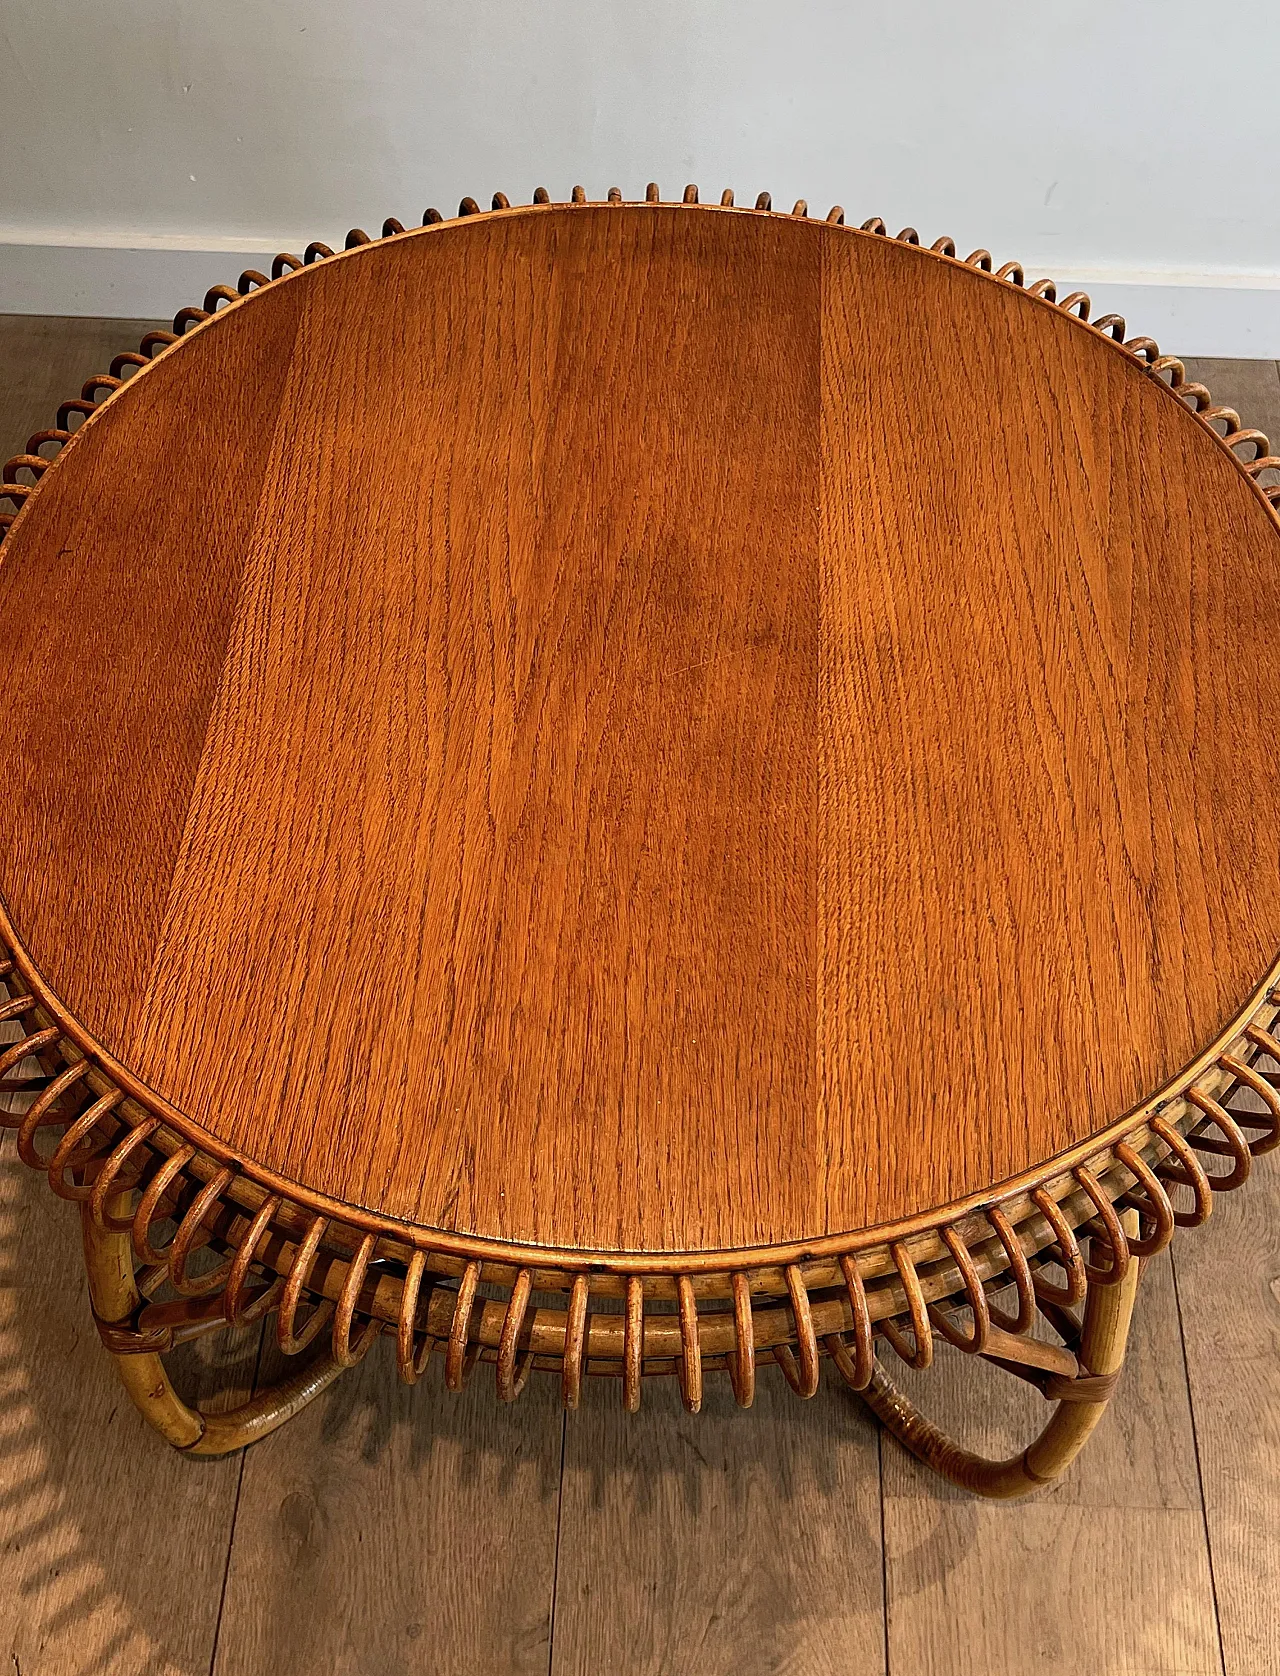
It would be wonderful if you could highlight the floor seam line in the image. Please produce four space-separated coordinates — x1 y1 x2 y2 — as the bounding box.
878 1420 891 1676
1170 1248 1229 1676
546 1408 568 1676
206 1325 264 1676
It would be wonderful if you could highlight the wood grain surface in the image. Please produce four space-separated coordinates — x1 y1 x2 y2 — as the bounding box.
3 205 1280 1258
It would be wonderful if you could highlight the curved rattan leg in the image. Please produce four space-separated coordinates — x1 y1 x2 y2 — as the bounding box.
860 1215 1144 1500
81 1199 346 1455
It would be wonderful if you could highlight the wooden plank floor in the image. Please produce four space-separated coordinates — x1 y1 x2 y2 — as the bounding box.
1 317 1278 1676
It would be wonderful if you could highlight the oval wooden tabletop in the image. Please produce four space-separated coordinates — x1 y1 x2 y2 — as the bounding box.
3 202 1280 1260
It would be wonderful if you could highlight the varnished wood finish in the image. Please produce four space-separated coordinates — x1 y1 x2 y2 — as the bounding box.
4 202 1280 1267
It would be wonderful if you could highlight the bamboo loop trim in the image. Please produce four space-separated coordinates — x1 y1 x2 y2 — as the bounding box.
984 1204 1036 1334
1074 1166 1131 1286
927 1226 991 1354
561 1274 590 1409
395 1249 438 1385
275 1215 333 1356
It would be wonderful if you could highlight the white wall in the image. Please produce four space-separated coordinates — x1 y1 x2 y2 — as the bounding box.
3 0 1280 352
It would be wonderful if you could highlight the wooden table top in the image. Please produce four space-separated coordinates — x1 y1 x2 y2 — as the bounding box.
3 200 1280 1266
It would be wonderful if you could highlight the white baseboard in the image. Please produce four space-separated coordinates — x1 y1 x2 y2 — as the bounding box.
0 240 288 322
2 239 1279 360
1049 269 1280 360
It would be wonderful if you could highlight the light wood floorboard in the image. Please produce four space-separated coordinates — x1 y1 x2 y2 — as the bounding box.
211 1339 564 1676
552 1364 886 1676
0 1155 255 1676
880 1252 1224 1674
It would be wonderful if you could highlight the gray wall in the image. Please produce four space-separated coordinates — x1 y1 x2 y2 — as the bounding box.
2 0 1278 349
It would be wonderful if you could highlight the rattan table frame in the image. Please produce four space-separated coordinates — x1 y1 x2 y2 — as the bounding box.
2 183 1278 1494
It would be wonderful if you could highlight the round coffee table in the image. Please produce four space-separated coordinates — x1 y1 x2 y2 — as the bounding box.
3 186 1278 1498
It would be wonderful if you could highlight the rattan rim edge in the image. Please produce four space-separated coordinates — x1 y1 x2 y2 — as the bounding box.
3 184 1278 1407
